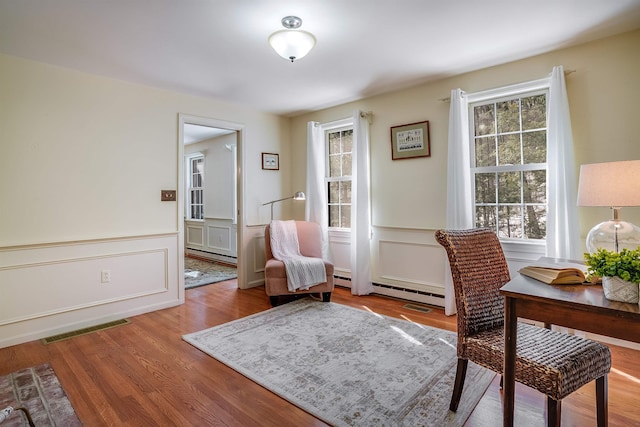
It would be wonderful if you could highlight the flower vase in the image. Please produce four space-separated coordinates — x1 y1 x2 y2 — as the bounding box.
602 276 639 303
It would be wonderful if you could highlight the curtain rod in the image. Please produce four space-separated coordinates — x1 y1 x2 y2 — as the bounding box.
313 111 374 127
437 69 577 102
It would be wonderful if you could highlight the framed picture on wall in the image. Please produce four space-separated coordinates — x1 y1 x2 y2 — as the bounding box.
390 121 431 160
262 152 279 170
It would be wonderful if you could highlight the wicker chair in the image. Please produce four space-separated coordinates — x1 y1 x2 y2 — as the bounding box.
435 228 611 427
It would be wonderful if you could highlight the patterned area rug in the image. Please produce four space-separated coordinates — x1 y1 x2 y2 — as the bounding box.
183 299 494 426
184 257 237 289
0 364 81 426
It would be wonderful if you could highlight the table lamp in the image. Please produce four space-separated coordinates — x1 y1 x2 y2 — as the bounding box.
577 160 640 253
263 191 306 221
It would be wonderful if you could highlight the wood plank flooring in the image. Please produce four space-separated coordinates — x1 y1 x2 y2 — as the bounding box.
1 281 638 426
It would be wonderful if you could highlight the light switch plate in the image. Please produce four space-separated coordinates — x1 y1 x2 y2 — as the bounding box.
161 190 176 201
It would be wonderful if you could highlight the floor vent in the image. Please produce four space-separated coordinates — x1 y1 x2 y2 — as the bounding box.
41 319 130 345
403 303 433 314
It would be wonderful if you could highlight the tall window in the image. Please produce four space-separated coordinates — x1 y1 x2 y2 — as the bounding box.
187 155 204 220
326 127 353 228
471 91 547 240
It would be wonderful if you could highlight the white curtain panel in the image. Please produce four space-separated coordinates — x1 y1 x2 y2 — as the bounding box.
444 88 473 315
306 121 330 259
350 110 373 295
546 65 581 260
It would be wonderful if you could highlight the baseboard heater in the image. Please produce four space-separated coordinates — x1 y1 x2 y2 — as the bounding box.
186 248 237 264
333 275 445 307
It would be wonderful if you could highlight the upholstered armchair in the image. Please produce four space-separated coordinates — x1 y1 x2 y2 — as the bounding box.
264 221 334 306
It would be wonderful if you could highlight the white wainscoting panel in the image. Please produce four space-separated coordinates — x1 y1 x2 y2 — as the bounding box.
328 230 351 278
373 227 446 296
0 233 181 348
207 225 231 251
239 225 267 289
186 219 237 261
377 240 445 293
186 223 204 246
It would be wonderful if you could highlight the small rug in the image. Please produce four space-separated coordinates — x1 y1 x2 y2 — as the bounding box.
184 257 237 289
0 364 81 426
183 299 494 427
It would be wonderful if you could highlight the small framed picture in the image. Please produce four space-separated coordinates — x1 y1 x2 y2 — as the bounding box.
390 121 431 160
262 152 279 170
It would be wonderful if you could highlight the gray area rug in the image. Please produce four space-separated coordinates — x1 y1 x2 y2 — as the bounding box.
184 257 237 289
183 299 494 426
0 363 81 426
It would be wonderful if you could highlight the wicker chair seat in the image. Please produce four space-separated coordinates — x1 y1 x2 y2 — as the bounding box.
463 322 611 400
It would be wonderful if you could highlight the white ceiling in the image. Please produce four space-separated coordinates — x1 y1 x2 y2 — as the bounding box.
183 123 234 145
1 1 640 117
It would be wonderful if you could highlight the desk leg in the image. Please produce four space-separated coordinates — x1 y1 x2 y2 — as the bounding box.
503 296 516 427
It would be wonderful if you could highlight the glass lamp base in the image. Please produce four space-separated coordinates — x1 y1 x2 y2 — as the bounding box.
586 220 640 253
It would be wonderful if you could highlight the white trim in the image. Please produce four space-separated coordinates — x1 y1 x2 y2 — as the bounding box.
319 117 352 132
466 77 550 103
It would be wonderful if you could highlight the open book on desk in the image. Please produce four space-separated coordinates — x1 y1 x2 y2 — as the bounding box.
518 261 600 285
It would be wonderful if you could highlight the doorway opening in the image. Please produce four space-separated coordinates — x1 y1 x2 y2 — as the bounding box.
178 114 244 291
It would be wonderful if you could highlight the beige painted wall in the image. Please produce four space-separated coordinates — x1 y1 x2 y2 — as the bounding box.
0 53 289 346
289 29 640 244
0 53 289 246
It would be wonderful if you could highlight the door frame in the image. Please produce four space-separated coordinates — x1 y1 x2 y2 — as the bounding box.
178 113 245 292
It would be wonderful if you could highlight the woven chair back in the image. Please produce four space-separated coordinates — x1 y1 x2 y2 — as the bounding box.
435 228 511 338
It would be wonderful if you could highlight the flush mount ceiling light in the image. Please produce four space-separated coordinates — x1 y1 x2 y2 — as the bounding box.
268 16 316 62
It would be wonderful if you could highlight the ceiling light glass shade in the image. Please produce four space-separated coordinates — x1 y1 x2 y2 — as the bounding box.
577 160 640 253
268 30 316 62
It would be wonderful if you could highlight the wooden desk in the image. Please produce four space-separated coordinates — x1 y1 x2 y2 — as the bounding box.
500 274 640 427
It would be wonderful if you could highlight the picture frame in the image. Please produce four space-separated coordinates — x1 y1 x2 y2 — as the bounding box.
262 152 279 170
390 121 431 160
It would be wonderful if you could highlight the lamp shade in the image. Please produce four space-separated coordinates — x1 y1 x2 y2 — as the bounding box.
268 29 316 62
577 160 640 207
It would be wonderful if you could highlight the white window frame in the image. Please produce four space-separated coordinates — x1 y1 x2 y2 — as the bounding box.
323 118 354 231
185 153 205 221
466 78 550 257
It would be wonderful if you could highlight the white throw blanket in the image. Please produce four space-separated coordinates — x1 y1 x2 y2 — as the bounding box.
269 220 327 292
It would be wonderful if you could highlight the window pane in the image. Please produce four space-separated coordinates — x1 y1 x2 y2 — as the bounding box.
475 137 496 167
523 170 546 203
497 100 520 133
475 206 496 229
497 134 521 165
341 205 351 228
329 155 341 177
498 172 521 203
328 182 339 203
329 132 340 155
340 181 351 203
474 104 495 136
329 205 340 227
498 206 522 238
475 173 496 203
522 95 546 130
341 153 352 176
524 205 546 239
342 130 353 153
522 131 546 163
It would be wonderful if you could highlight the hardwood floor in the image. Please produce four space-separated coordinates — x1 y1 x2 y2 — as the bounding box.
1 281 638 426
